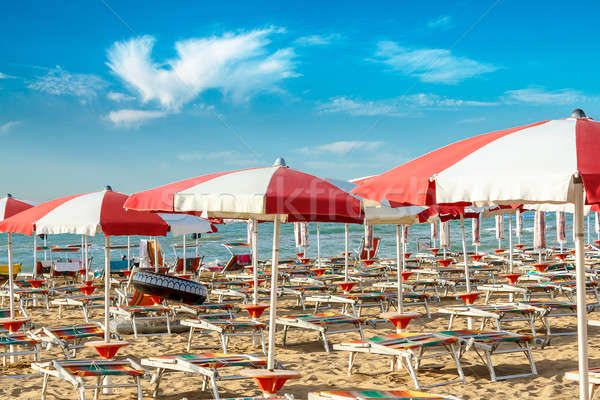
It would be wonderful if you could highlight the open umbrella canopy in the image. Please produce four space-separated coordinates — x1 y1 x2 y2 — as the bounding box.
0 187 169 236
352 113 600 207
124 163 362 222
0 194 36 221
157 213 217 236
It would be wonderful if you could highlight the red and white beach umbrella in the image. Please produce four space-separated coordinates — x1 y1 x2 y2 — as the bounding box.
352 110 600 398
0 194 36 221
0 187 170 348
126 159 361 385
440 220 450 249
534 211 546 251
557 211 567 245
495 215 505 242
472 216 481 247
430 221 438 247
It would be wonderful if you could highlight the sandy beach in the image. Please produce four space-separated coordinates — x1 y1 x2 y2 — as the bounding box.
0 280 595 400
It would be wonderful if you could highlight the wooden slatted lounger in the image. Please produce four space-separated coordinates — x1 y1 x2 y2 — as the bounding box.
181 318 267 354
31 359 146 400
439 330 537 381
141 353 266 399
110 305 171 338
30 324 106 359
333 332 465 389
276 312 364 353
308 389 462 400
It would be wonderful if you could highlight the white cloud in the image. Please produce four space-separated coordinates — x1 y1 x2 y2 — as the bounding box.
107 91 135 102
504 87 595 105
106 109 167 127
0 72 11 79
106 28 298 111
318 94 495 116
0 121 21 135
373 41 497 84
299 141 385 156
28 67 107 98
295 33 340 46
427 15 453 30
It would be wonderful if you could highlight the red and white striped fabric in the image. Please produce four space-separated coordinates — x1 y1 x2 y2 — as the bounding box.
0 189 169 236
294 222 309 248
364 224 374 249
556 211 566 244
0 195 36 221
124 166 362 223
495 215 505 240
534 211 546 249
403 225 409 243
352 116 600 206
440 220 450 249
472 216 481 246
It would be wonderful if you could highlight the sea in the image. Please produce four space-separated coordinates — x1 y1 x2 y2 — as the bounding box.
0 213 595 273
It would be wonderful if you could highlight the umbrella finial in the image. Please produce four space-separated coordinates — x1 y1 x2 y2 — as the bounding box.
273 157 287 167
571 109 587 119
105 185 113 191
6 193 12 198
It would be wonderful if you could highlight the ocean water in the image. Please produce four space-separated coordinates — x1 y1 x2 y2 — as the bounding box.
0 213 595 273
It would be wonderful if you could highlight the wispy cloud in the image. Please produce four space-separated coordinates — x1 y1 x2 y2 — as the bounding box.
295 33 340 46
503 87 596 105
107 91 135 102
107 28 298 111
318 94 495 117
427 15 453 30
28 66 107 99
372 41 497 84
106 109 167 127
0 121 21 135
299 141 385 156
0 72 14 79
458 116 486 123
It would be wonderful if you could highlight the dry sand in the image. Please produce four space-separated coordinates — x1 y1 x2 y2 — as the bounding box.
1 288 597 400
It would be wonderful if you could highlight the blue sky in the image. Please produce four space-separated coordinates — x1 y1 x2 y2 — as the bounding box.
2 0 599 202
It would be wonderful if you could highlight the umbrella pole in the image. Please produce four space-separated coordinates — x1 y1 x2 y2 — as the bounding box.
252 219 258 304
33 232 37 279
81 235 84 271
396 225 404 313
344 224 349 281
460 216 472 330
7 233 14 319
574 179 590 400
84 236 88 279
267 217 280 370
195 236 199 258
317 223 321 266
104 236 111 342
183 235 187 275
509 215 514 273
154 236 159 273
43 235 47 261
127 236 130 269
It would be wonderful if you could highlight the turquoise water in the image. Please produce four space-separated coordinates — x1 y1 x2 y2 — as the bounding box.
0 213 594 273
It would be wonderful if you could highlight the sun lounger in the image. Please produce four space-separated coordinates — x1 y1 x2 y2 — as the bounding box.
141 353 266 399
278 284 332 310
110 305 171 338
173 302 238 319
276 312 365 352
181 318 266 354
438 303 538 336
439 329 537 381
30 323 106 359
32 358 146 400
333 332 465 389
0 332 41 368
308 389 462 400
565 367 600 400
51 294 106 322
212 288 271 303
305 293 386 317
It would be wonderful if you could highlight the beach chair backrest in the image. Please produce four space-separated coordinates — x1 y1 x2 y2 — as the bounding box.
146 240 164 267
128 290 157 306
175 257 203 272
360 237 381 260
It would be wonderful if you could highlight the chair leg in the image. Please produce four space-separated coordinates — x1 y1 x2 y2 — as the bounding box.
187 327 194 352
211 375 220 399
321 331 330 353
136 376 142 400
41 372 49 400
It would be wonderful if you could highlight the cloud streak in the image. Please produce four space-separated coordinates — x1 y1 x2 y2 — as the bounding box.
0 121 21 135
28 67 107 98
106 109 167 128
295 33 340 46
299 140 385 155
427 15 453 30
373 41 497 84
106 28 298 111
504 87 595 105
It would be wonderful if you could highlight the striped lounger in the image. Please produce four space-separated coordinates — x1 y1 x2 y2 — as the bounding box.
439 330 537 381
31 324 106 358
181 318 267 354
277 312 364 353
0 332 41 369
565 367 600 400
308 389 462 400
333 332 465 389
31 359 146 400
438 304 538 336
141 353 266 399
